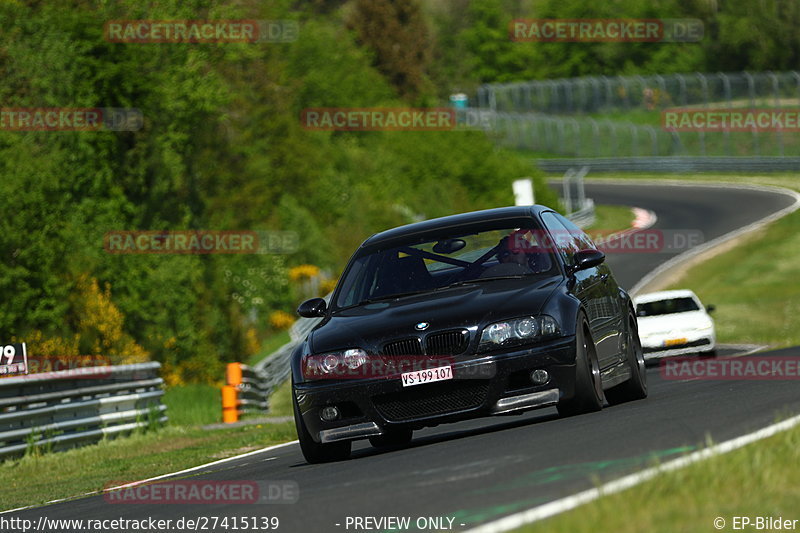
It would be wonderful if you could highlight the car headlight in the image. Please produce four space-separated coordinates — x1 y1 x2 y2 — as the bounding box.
303 348 368 379
478 315 560 352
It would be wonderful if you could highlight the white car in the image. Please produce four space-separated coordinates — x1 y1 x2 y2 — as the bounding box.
633 289 716 360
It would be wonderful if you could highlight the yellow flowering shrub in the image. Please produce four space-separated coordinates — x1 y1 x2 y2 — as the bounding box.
269 310 296 330
289 264 320 282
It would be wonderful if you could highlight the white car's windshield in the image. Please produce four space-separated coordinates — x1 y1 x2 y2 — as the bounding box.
637 297 700 317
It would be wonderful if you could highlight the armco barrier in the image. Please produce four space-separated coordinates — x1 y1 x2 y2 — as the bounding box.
0 362 166 459
536 156 800 173
222 363 269 423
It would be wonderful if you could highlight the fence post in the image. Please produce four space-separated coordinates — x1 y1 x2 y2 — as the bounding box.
222 385 239 423
223 362 243 423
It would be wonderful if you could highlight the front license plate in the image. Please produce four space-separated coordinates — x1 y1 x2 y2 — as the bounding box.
401 366 453 387
664 338 687 347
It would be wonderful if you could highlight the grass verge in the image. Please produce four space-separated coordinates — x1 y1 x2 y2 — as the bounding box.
0 421 297 511
587 204 635 234
518 418 800 533
162 384 222 426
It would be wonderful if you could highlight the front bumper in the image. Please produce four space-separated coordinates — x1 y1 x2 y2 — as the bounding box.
294 336 575 443
641 330 715 360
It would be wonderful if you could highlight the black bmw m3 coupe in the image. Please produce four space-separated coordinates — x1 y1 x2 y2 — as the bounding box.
291 205 647 463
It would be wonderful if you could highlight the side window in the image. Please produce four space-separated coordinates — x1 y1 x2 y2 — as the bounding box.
540 212 579 266
554 212 597 252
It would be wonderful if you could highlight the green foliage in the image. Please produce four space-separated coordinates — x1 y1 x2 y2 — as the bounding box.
0 0 550 383
348 0 433 101
425 0 795 89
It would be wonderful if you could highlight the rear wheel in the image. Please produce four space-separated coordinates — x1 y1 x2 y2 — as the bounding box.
558 315 604 417
292 390 351 464
369 428 413 448
606 312 648 405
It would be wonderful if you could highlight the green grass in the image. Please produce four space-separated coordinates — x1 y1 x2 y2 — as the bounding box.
586 204 634 234
0 422 297 511
518 419 800 533
162 384 222 426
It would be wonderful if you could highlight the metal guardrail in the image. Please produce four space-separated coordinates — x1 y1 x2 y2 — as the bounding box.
0 362 166 459
536 156 800 174
477 71 800 115
221 363 271 423
484 110 797 158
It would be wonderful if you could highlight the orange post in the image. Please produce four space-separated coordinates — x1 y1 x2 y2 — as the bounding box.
223 363 243 423
226 362 243 387
222 385 239 423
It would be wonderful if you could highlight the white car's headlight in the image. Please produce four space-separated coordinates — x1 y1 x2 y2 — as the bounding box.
478 315 560 352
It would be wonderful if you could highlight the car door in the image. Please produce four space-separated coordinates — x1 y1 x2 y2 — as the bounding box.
541 212 621 370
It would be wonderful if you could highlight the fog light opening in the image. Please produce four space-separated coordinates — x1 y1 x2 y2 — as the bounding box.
530 369 550 385
320 406 340 421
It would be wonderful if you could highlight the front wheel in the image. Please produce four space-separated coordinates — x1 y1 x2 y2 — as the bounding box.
558 315 604 417
293 390 351 464
606 313 648 405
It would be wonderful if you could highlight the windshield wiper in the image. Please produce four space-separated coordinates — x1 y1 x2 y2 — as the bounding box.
438 274 531 290
356 290 432 305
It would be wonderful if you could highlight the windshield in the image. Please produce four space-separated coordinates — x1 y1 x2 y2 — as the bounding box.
334 225 559 310
636 297 700 317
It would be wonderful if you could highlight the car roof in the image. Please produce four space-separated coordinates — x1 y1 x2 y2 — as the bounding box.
361 205 551 248
633 289 700 304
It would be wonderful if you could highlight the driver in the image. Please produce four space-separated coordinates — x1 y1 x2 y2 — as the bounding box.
495 232 552 274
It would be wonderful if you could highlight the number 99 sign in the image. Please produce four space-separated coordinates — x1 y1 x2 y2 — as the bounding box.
0 343 28 376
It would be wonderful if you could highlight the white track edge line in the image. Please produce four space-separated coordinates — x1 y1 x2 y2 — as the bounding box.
466 413 800 533
0 439 299 514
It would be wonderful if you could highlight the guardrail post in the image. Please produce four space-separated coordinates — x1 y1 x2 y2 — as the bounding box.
222 385 239 423
223 362 243 423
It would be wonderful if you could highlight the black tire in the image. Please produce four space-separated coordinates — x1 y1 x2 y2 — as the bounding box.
292 391 351 464
369 428 413 448
606 312 648 405
558 314 604 417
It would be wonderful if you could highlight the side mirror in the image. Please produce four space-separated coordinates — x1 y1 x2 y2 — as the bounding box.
706 304 716 313
572 249 605 272
297 298 327 318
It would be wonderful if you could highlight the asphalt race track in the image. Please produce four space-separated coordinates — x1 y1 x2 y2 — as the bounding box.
8 182 800 532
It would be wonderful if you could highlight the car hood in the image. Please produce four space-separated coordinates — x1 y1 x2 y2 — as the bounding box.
310 277 562 354
637 311 713 335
